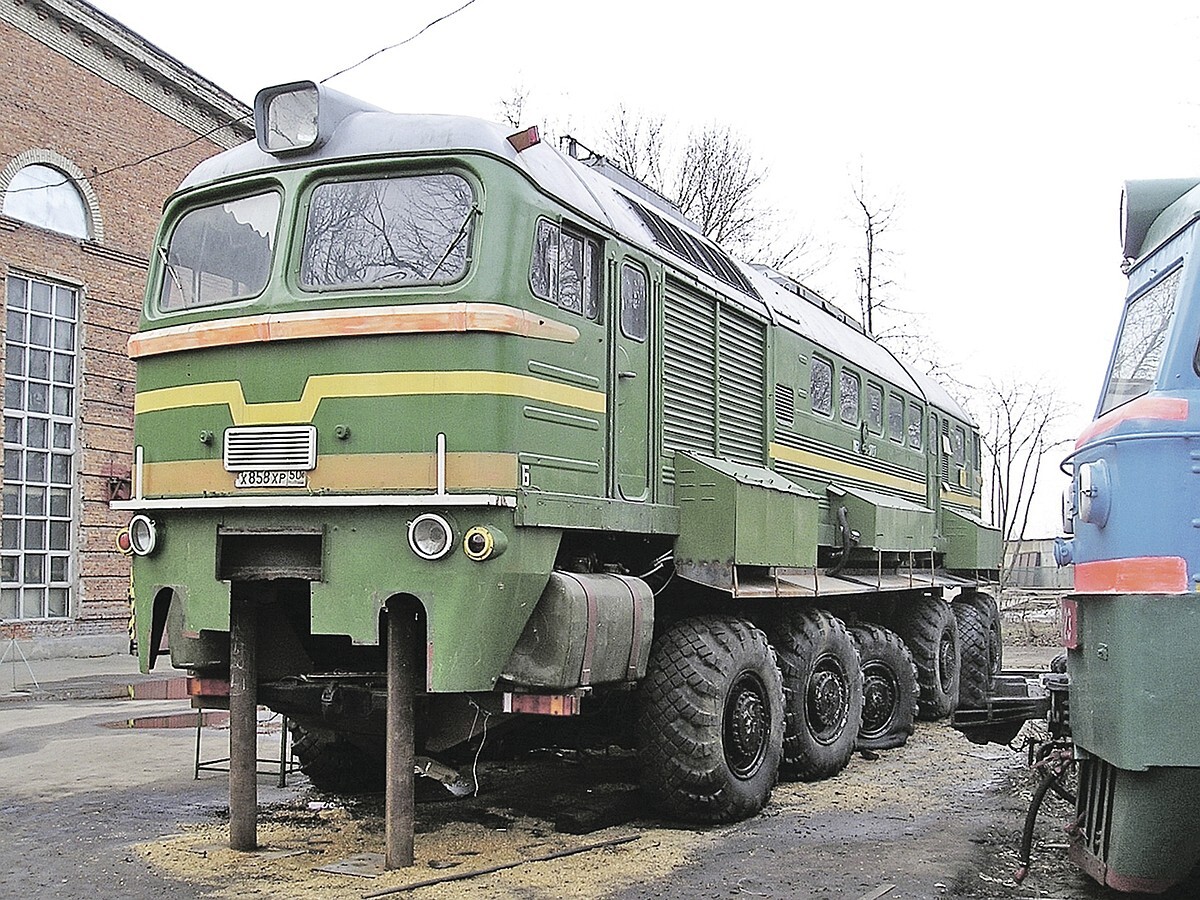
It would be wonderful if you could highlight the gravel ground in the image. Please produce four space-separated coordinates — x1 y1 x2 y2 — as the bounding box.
3 636 1197 899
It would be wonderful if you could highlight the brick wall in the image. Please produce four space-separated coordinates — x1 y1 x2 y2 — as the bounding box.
0 1 250 648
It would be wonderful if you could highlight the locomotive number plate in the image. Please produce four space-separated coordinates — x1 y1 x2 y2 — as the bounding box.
234 470 308 489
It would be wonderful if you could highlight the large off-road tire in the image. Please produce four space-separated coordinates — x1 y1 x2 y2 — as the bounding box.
290 723 385 794
638 615 784 823
957 592 1002 671
772 610 863 781
848 624 917 751
894 598 960 720
953 592 1002 710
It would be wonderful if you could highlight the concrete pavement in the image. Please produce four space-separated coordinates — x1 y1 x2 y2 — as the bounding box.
0 646 186 704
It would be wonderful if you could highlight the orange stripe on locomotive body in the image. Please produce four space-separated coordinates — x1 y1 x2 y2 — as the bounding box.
127 302 580 358
1074 395 1189 448
1074 556 1190 594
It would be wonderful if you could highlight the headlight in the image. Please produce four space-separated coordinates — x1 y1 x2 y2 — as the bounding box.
463 525 507 561
408 513 453 560
1078 459 1111 528
128 515 158 556
255 82 319 154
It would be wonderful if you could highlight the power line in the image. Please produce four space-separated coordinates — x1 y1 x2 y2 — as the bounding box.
3 0 482 200
321 0 479 84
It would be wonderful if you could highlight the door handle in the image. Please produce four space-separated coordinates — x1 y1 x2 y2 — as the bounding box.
618 370 637 379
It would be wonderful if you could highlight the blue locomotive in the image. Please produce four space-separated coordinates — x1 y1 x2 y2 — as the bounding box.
1058 178 1200 892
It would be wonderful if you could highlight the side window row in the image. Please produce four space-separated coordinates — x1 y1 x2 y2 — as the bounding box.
529 218 648 343
808 355 923 450
531 219 600 319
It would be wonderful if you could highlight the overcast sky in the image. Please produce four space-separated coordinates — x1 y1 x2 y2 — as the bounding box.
91 0 1200 534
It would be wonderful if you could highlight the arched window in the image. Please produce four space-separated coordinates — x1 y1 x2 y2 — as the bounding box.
3 164 90 239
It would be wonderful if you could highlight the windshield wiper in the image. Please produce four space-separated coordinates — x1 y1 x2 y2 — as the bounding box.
157 246 186 302
427 204 479 280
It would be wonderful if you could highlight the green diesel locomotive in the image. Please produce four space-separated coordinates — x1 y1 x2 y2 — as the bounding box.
116 81 1000 835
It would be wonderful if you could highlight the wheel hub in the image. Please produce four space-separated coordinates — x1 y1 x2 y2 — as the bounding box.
938 632 955 693
808 662 848 742
724 673 769 779
861 664 897 737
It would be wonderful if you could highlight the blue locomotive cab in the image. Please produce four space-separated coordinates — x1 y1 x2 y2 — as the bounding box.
1062 178 1200 894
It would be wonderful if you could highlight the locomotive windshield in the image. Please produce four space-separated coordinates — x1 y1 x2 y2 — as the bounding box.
157 191 280 311
1098 267 1181 415
300 173 475 290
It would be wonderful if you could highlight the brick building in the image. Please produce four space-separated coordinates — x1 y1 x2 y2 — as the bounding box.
0 0 251 656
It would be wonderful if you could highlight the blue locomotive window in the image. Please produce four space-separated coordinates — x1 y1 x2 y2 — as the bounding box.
1100 266 1181 414
907 402 923 450
887 394 904 442
300 173 475 290
158 191 280 310
810 357 832 416
620 262 648 341
866 383 883 434
531 219 600 320
840 370 860 424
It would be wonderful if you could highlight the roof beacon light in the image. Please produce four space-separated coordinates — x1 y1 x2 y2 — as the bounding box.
507 126 541 153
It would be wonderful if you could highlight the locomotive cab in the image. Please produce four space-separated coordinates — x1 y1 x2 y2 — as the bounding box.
1061 177 1200 893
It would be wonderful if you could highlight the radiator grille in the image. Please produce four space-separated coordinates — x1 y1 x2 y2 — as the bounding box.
223 425 317 471
663 281 717 456
717 306 765 464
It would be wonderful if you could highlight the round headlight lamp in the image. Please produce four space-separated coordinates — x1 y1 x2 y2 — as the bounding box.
408 513 454 560
128 514 158 556
463 526 494 561
463 525 507 561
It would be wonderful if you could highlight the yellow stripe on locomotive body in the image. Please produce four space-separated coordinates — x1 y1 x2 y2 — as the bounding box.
134 370 608 425
768 441 927 497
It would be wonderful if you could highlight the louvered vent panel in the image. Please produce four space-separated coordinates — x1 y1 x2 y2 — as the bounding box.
224 425 317 471
775 383 795 427
663 284 717 455
717 306 766 464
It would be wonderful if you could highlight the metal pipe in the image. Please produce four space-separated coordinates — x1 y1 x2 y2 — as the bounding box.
436 433 446 495
228 584 257 851
386 604 416 869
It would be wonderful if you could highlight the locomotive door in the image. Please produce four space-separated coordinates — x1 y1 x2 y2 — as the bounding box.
928 410 943 530
609 257 652 501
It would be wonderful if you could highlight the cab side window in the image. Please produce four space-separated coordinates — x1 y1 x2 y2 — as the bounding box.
531 218 600 319
620 262 648 341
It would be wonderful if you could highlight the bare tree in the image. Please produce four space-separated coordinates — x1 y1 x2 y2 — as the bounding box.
497 84 529 129
602 110 826 281
851 165 898 336
977 378 1072 589
671 124 766 248
603 105 666 188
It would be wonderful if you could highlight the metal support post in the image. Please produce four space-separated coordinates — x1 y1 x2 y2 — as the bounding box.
228 586 258 852
385 605 415 869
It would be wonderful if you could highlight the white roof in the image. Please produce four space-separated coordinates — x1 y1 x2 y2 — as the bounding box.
178 98 973 426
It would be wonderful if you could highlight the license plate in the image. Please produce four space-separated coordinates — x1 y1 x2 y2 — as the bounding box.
234 470 308 489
